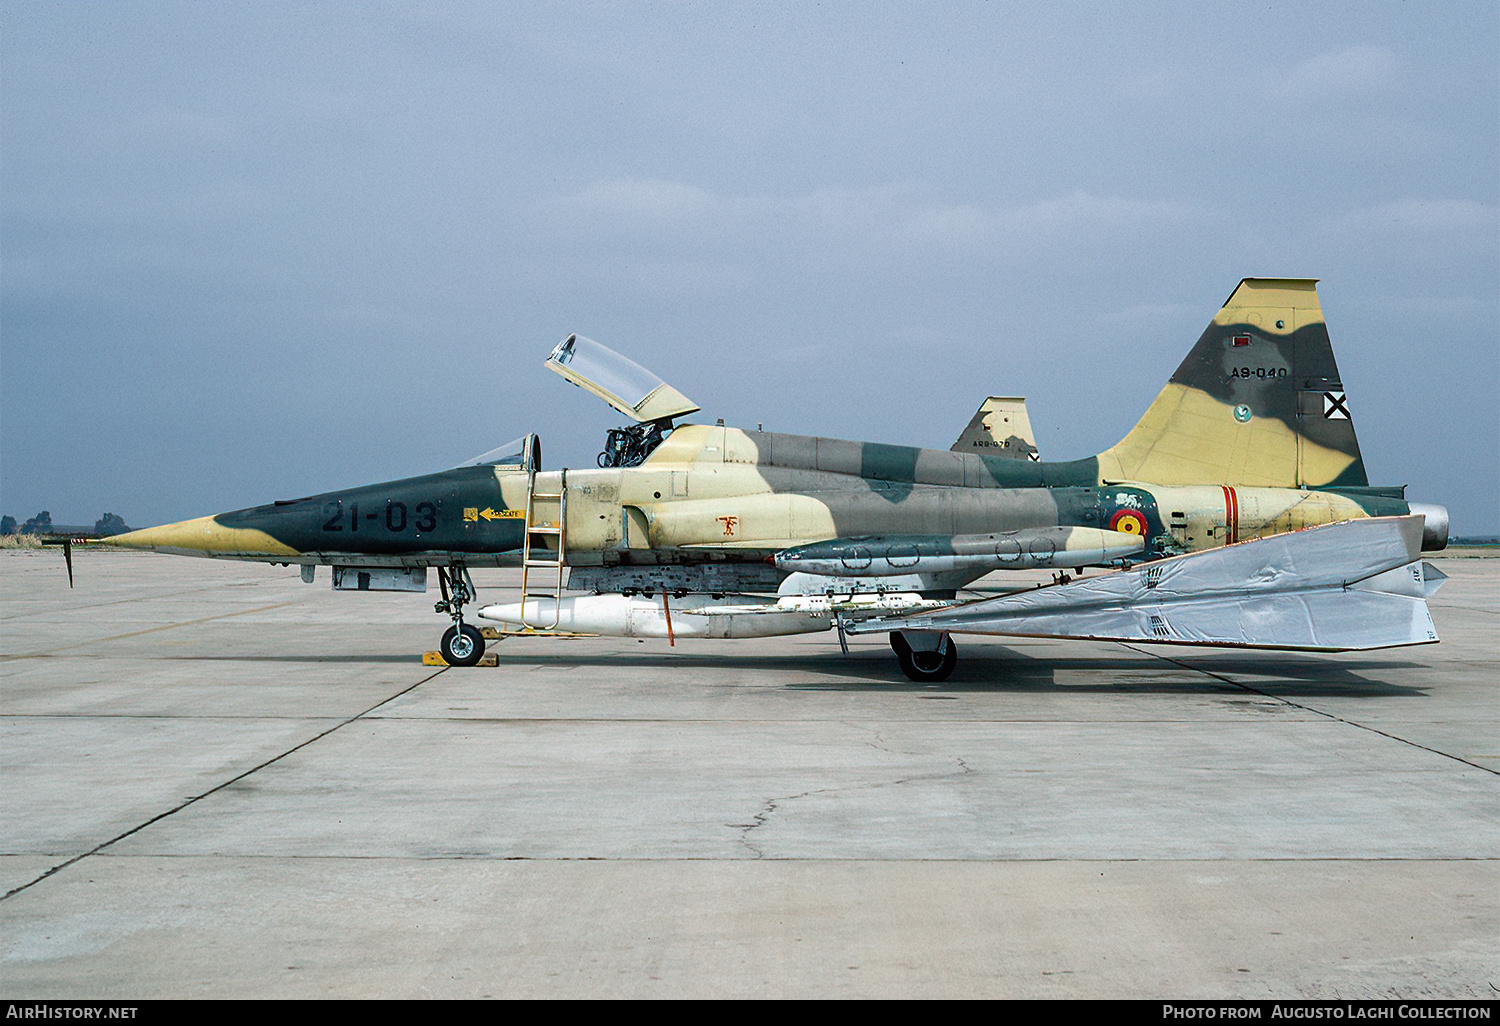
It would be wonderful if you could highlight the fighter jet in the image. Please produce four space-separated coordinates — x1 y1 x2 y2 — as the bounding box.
110 278 1449 680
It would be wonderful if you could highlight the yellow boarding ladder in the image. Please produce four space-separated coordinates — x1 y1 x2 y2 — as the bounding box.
519 468 567 630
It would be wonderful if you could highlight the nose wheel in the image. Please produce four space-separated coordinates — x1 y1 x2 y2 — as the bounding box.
435 565 485 667
440 623 485 667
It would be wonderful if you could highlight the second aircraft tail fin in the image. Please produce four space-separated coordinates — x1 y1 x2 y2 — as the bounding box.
951 397 1039 461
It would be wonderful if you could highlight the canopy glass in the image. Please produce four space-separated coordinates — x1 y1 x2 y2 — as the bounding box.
545 334 701 423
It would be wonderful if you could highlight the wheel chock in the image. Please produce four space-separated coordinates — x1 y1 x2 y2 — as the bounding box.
422 651 499 667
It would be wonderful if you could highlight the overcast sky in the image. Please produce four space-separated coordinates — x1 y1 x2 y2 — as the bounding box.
3 1 1496 534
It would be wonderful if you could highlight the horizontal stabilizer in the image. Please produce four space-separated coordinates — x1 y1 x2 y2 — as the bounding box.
848 516 1443 651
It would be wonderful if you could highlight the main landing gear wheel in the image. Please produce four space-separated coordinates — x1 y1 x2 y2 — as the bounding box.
890 631 958 683
440 624 485 667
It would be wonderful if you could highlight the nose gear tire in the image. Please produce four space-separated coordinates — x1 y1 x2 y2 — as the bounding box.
440 624 486 667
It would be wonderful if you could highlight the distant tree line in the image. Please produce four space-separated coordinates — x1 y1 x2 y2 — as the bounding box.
0 512 132 537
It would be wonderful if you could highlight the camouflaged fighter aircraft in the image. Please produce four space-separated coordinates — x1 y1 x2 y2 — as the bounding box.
110 278 1449 680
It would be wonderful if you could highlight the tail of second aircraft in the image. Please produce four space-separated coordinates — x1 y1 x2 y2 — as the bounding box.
1095 278 1368 489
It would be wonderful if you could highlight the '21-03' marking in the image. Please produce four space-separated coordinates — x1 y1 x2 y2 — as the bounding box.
322 501 437 533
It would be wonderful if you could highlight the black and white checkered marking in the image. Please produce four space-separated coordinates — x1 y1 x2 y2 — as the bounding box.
1323 391 1349 420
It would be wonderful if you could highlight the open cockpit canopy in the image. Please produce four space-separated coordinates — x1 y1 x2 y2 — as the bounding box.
545 334 701 424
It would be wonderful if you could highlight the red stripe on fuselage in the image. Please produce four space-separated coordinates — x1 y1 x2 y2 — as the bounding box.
1221 485 1239 544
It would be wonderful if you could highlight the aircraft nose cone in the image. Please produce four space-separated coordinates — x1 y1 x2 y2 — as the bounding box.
107 516 299 557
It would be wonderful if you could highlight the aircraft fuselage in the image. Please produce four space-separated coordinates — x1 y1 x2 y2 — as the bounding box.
117 423 1409 570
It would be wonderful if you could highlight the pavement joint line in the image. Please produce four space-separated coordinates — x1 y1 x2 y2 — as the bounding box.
0 582 289 621
10 852 1496 863
0 601 305 660
0 714 1288 723
0 665 450 902
1123 643 1500 777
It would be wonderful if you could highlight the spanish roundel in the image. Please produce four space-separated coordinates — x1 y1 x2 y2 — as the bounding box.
1109 510 1148 536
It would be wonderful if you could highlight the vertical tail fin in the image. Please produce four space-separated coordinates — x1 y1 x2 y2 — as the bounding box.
1096 278 1368 488
951 397 1040 461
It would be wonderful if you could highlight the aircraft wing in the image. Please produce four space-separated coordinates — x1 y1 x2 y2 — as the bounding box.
847 516 1445 651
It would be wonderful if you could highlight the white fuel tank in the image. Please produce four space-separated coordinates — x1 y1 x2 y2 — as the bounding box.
477 593 831 639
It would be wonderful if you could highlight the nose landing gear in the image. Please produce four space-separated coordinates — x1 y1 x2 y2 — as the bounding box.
435 565 485 667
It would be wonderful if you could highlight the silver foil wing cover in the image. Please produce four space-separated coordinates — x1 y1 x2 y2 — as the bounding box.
853 517 1442 651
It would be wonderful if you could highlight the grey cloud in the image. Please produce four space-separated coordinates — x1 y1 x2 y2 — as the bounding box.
2 2 1494 535
560 180 1208 251
1270 45 1400 102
